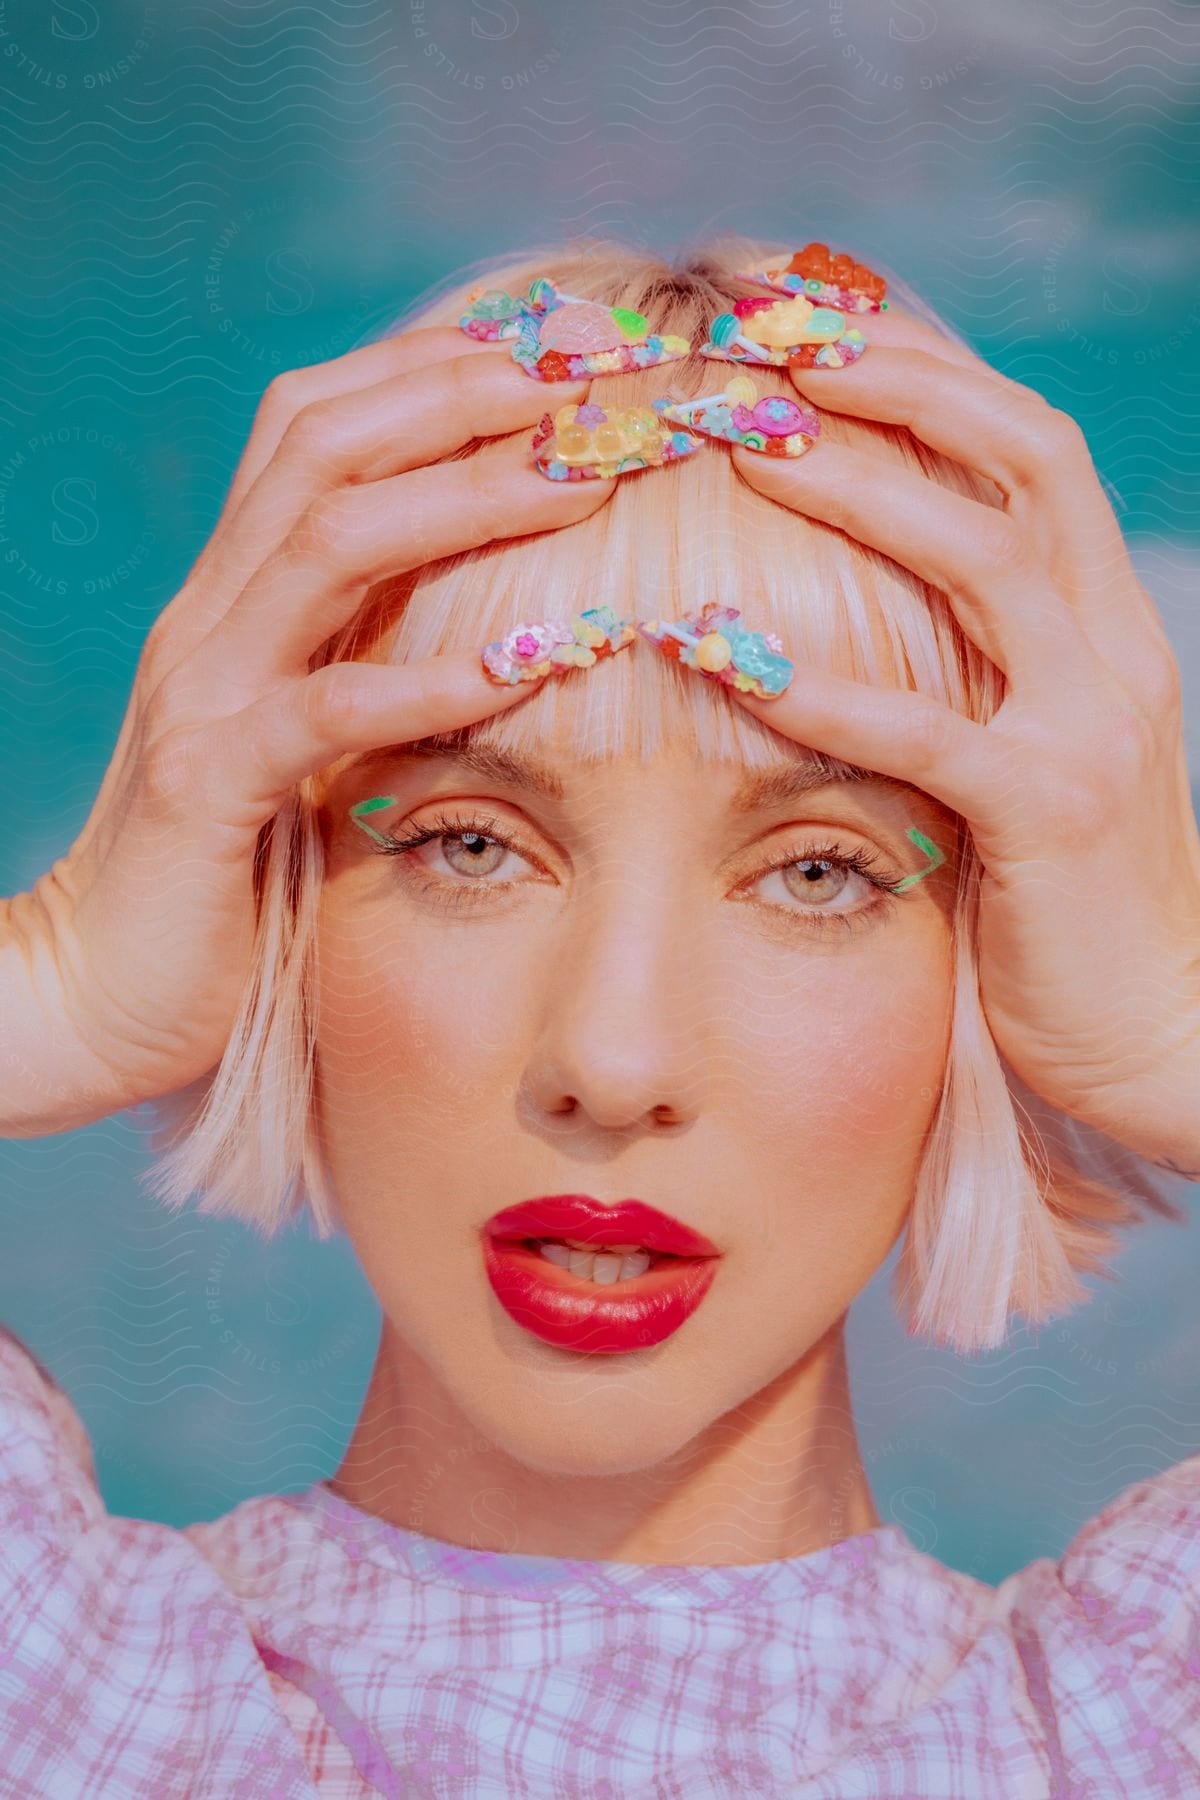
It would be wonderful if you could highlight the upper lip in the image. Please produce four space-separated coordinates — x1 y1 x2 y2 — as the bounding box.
484 1195 721 1258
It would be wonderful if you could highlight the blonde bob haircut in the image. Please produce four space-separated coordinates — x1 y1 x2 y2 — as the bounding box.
143 235 1182 1354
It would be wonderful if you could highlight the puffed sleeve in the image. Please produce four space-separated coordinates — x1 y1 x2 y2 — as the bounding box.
994 1450 1200 1798
0 1323 321 1798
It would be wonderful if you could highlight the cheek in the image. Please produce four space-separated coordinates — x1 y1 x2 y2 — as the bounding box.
706 922 952 1321
315 894 529 1147
724 924 952 1186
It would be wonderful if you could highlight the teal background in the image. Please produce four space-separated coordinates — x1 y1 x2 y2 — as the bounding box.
1 0 1198 1584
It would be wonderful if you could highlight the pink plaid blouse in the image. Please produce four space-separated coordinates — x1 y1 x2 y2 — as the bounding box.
3 1324 1199 1798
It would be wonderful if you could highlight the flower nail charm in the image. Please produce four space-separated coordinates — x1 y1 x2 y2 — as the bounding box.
637 601 794 700
481 606 638 685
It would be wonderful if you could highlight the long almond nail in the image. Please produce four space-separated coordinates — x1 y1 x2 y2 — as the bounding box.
661 374 818 457
736 241 888 313
532 400 702 482
702 295 868 372
510 286 691 382
637 602 794 700
481 609 637 685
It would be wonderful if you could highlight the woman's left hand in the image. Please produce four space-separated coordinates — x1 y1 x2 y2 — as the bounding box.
730 318 1200 1177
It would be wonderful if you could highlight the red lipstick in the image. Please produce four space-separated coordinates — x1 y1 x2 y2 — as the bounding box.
482 1194 721 1355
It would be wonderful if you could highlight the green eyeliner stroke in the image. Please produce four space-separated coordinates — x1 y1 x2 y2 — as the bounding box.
893 827 945 893
350 799 944 895
349 795 399 847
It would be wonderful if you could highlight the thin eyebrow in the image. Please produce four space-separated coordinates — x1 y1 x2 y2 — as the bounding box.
341 737 901 811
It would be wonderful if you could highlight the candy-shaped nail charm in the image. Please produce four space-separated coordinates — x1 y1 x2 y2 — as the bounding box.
661 374 819 457
482 607 638 685
459 281 551 342
702 295 866 372
638 602 794 700
458 277 597 342
532 398 703 481
510 291 691 382
737 242 888 313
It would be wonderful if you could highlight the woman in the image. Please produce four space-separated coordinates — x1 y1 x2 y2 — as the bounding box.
1 237 1198 1799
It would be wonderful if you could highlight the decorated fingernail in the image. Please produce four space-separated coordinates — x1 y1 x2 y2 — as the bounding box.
532 398 703 481
736 241 888 314
637 601 794 700
702 295 867 372
509 288 691 382
459 283 543 342
458 276 585 342
661 374 819 457
481 607 638 686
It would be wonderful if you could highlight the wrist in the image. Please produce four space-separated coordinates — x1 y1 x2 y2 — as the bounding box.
1099 1032 1200 1178
0 886 133 1137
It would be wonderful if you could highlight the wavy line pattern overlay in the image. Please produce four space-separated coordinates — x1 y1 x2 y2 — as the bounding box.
0 0 1197 1583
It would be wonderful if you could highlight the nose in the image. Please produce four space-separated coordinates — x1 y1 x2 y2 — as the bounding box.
522 879 707 1133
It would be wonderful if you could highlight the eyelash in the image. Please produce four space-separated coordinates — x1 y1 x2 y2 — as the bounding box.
367 806 907 932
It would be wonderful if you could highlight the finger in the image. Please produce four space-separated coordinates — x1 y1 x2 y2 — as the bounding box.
162 354 588 677
192 650 559 819
788 346 1153 663
851 304 1014 381
723 661 999 827
204 350 587 594
223 326 514 513
188 440 613 693
162 329 522 666
733 441 1101 694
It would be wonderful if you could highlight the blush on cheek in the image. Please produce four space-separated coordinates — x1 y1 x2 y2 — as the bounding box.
315 919 529 1145
736 941 951 1202
816 979 949 1179
735 994 949 1306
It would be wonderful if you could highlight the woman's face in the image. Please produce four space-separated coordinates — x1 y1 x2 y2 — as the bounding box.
316 697 956 1479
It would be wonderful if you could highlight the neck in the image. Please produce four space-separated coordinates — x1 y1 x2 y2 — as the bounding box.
329 1321 880 1566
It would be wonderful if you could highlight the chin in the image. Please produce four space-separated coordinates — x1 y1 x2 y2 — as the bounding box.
462 1371 709 1481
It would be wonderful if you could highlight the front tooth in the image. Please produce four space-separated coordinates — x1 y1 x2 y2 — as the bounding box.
590 1254 624 1285
539 1242 572 1268
564 1239 640 1254
568 1249 596 1279
618 1252 651 1279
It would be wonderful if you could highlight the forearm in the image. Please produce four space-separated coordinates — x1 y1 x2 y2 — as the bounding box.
0 878 131 1138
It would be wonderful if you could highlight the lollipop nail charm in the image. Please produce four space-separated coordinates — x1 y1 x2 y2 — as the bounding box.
532 399 703 481
737 242 888 314
702 294 867 372
661 374 819 457
481 607 638 685
510 289 691 382
637 601 794 700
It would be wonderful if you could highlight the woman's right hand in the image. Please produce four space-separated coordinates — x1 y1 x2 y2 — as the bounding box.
0 329 607 1136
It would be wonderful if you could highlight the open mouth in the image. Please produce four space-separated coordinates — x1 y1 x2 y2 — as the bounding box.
520 1237 674 1284
481 1209 721 1355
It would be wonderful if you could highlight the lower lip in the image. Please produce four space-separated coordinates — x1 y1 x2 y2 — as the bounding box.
481 1238 720 1354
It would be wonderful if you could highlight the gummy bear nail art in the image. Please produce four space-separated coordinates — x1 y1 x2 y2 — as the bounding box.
532 399 703 481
